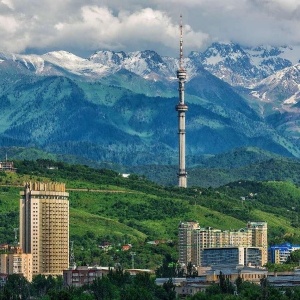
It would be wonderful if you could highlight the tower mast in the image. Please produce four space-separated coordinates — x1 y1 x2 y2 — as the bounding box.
176 15 188 188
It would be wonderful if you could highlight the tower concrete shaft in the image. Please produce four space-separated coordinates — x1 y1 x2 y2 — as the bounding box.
176 16 188 188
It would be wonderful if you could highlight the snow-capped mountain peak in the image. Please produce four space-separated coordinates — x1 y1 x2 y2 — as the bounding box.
249 64 300 109
188 42 300 87
0 42 299 87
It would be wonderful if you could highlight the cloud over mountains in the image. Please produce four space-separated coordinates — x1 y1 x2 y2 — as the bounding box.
0 0 300 57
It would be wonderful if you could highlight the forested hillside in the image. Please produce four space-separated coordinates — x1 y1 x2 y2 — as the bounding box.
0 159 300 269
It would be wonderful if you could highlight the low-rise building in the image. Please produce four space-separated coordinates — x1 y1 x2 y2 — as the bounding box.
0 161 16 172
63 266 110 287
64 266 154 287
0 247 32 282
268 243 300 264
156 266 268 297
205 266 267 284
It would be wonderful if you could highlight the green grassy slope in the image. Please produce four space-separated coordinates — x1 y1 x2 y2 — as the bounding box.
0 159 300 268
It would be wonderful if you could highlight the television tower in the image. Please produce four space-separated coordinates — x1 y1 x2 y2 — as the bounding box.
176 15 188 188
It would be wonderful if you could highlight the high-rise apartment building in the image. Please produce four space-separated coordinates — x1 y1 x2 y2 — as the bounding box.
178 221 268 267
247 221 268 265
20 182 69 276
178 222 199 264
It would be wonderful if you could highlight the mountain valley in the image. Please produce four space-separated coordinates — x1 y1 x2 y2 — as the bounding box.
1 43 300 170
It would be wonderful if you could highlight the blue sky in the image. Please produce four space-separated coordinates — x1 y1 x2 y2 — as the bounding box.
1 0 300 57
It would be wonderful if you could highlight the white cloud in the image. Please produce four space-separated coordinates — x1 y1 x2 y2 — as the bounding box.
0 0 299 56
1 4 207 56
1 0 14 10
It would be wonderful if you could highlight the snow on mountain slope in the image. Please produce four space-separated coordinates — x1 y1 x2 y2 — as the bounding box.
250 64 300 108
2 50 178 81
39 51 109 77
189 42 300 88
0 49 200 82
90 50 177 81
1 42 299 88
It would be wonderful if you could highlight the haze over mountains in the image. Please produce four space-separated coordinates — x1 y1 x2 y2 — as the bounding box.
1 42 300 166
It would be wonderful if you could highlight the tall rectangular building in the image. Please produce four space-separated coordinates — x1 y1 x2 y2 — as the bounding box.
247 221 268 265
20 182 69 276
178 222 199 265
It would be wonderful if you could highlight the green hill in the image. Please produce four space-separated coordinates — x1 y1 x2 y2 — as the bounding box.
1 159 300 269
128 147 300 187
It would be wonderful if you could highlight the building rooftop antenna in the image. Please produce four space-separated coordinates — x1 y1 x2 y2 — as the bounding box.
13 228 18 246
70 240 76 269
130 251 136 269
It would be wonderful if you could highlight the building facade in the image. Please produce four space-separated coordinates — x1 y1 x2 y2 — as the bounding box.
178 221 268 267
0 247 32 282
178 222 199 265
0 161 16 172
63 266 109 287
20 182 69 276
200 247 263 267
268 243 300 264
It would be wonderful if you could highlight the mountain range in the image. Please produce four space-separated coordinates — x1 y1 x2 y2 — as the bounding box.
0 42 300 168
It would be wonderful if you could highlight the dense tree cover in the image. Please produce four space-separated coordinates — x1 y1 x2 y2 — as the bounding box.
5 145 300 188
71 231 177 270
187 276 300 300
4 272 300 300
287 249 300 264
220 180 300 212
0 270 176 300
14 159 174 196
129 152 300 188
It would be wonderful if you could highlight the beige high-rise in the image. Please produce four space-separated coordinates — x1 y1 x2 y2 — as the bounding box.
20 182 69 276
178 222 199 265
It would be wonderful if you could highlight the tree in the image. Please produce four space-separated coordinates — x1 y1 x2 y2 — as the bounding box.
205 283 221 296
1 274 30 300
218 272 234 294
238 281 261 300
287 249 300 264
186 262 193 278
121 286 153 300
235 274 243 293
155 255 177 278
260 276 269 300
162 279 176 300
31 274 63 297
107 266 131 287
90 276 118 300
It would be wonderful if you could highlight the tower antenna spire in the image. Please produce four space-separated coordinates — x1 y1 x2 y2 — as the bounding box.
179 14 184 70
176 15 188 188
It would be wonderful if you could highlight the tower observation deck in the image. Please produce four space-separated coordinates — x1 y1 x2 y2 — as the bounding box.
176 16 188 188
